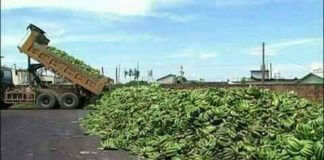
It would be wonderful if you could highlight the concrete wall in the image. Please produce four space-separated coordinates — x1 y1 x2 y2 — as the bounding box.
161 84 323 102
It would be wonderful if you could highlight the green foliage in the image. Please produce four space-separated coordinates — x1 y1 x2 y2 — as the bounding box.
47 46 102 78
125 80 149 85
81 85 323 160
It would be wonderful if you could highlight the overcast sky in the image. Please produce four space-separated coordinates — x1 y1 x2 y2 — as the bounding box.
1 0 323 82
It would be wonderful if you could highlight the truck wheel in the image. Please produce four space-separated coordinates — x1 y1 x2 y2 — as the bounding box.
36 93 56 109
60 93 79 109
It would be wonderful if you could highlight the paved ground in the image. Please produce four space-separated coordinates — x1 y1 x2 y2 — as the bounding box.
1 110 137 160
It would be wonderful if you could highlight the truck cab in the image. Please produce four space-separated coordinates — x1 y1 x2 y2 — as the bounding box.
0 67 13 108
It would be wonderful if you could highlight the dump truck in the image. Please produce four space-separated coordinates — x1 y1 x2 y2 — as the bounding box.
0 24 112 109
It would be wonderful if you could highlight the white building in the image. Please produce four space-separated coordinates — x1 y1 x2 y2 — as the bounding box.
156 74 177 84
250 70 270 80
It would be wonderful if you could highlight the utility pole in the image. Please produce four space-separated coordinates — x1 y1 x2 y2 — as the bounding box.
14 64 17 75
136 62 139 82
0 47 2 68
0 0 2 86
148 70 153 82
180 66 184 77
262 42 265 84
115 65 118 84
270 62 272 79
0 56 3 69
101 66 104 76
118 64 121 83
0 55 3 85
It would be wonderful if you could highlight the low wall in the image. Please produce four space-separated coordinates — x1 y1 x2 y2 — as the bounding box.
108 83 323 102
161 84 323 102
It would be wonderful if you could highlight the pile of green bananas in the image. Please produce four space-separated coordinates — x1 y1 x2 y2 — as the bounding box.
47 46 102 78
81 85 323 160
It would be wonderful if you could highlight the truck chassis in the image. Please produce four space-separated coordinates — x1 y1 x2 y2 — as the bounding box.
1 24 111 109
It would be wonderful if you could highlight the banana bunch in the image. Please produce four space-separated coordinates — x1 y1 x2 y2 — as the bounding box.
81 85 323 160
285 135 323 160
314 139 324 160
286 137 313 157
47 46 102 78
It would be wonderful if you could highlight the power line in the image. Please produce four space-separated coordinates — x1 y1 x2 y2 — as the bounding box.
271 54 310 72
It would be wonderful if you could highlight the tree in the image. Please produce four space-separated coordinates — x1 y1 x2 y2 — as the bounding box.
124 68 140 81
176 76 187 84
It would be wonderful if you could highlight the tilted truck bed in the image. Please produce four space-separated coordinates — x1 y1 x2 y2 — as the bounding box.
18 25 107 95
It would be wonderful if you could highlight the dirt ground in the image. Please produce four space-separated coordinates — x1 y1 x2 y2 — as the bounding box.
1 109 137 160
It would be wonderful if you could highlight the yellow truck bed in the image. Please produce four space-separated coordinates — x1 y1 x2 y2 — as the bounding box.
18 25 107 95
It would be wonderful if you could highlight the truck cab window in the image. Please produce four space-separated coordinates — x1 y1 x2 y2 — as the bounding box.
3 70 12 79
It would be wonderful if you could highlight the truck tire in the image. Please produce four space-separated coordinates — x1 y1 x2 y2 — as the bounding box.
36 92 57 109
60 92 79 109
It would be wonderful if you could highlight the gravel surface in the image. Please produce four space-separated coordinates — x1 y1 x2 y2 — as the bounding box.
1 109 137 160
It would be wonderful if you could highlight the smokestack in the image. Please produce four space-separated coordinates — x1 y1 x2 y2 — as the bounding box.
262 42 265 84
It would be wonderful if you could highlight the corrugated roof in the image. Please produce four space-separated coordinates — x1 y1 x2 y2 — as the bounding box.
156 74 176 81
299 72 324 82
313 71 323 78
